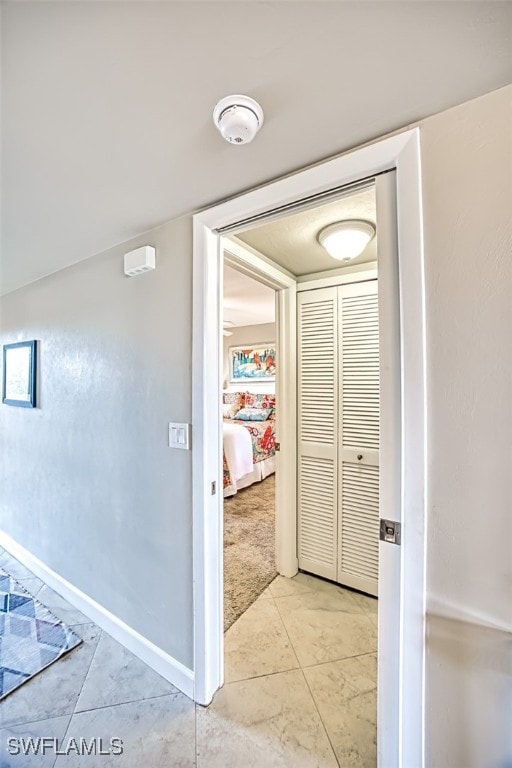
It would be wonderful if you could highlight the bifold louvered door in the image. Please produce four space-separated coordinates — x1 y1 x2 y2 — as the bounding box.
297 287 338 580
338 281 379 596
297 280 379 595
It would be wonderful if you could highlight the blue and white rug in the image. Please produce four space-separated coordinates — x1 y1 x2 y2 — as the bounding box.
0 568 82 699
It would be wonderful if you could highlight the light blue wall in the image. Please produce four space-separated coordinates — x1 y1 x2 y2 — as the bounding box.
0 214 194 668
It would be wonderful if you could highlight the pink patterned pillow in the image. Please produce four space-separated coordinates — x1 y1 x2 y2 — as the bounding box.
244 393 276 412
223 391 245 407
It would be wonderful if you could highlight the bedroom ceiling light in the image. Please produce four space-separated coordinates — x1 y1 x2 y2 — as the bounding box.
318 220 375 261
213 95 264 145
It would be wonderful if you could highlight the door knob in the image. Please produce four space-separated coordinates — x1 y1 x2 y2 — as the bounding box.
357 454 363 460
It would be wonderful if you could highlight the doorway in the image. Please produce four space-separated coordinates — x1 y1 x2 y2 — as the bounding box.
192 129 426 767
220 186 382 765
222 261 279 630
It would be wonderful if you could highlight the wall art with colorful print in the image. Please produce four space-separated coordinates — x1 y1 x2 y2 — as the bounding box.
229 343 276 382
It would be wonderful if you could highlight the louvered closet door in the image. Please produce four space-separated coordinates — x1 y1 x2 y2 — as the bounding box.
337 280 379 596
297 287 338 580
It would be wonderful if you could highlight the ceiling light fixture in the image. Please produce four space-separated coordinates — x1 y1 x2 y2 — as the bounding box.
213 95 264 145
318 220 376 262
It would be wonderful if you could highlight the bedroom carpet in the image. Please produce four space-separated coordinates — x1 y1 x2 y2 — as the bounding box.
224 474 277 631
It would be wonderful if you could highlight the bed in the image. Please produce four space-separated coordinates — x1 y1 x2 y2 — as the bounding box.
222 392 276 497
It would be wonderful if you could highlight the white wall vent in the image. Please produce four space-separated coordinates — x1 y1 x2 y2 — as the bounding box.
124 246 156 277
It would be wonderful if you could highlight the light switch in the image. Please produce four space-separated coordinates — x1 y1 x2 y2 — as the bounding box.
169 422 191 450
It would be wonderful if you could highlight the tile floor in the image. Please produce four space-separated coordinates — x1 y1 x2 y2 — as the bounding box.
0 547 377 767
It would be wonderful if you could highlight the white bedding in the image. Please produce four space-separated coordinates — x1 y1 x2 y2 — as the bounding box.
225 456 276 497
223 421 253 483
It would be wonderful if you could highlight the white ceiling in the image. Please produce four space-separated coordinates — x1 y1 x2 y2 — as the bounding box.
223 265 275 328
1 2 511 294
237 185 377 275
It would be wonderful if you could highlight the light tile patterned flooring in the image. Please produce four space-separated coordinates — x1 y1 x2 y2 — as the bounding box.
0 547 377 767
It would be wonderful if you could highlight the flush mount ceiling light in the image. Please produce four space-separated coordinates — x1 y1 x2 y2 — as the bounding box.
213 95 264 145
318 220 376 262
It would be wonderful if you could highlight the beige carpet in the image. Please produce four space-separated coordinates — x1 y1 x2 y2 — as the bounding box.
224 474 277 631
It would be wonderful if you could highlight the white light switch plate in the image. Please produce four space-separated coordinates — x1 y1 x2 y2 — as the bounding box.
168 422 191 450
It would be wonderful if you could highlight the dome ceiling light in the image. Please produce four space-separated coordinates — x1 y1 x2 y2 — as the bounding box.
318 220 376 262
213 95 264 145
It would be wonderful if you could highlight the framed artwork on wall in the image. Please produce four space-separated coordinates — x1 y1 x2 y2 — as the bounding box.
229 343 276 382
2 340 37 408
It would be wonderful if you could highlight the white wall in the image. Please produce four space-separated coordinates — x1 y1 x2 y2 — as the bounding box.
420 85 512 767
223 323 276 394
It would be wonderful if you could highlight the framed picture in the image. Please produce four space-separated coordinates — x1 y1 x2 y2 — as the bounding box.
2 340 37 408
229 343 276 382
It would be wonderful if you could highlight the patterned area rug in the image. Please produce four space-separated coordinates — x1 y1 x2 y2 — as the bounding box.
224 474 277 630
0 568 82 699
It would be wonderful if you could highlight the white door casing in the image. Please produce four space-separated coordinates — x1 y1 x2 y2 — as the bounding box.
192 129 426 768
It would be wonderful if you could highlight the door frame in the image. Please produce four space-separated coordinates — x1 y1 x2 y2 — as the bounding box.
192 128 426 768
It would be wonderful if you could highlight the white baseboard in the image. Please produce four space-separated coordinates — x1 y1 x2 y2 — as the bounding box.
0 530 194 700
